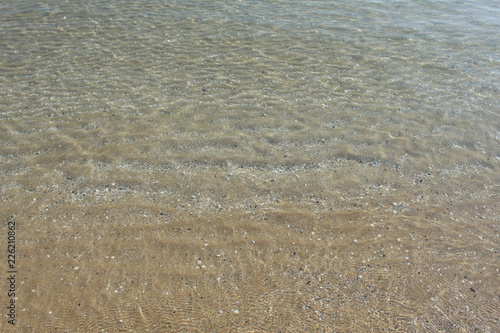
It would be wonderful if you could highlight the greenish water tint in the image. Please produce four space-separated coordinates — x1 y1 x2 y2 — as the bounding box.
1 0 499 173
1 0 499 331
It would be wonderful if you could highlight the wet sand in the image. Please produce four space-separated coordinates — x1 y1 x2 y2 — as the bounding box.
1 0 500 331
1 162 499 332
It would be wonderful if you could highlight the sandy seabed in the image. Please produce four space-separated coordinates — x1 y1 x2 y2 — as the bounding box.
1 2 499 330
1 163 499 332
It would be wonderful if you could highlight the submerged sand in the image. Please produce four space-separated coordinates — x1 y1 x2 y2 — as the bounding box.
1 161 499 332
1 1 499 331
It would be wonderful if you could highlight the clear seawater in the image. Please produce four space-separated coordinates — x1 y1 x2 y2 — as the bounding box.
1 0 499 331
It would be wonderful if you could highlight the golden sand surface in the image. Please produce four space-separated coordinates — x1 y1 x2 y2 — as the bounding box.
1 162 499 332
1 1 499 331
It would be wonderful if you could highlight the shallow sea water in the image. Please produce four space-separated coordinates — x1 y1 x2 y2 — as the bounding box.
1 0 499 331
